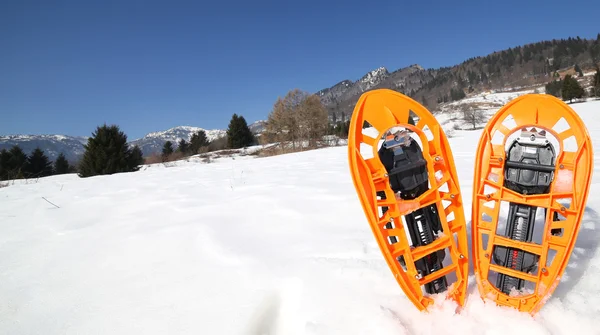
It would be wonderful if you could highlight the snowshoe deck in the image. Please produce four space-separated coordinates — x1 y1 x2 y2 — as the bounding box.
471 94 593 314
348 89 469 311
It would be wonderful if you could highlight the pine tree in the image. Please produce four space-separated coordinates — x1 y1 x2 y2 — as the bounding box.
561 75 584 103
7 145 27 179
25 147 53 178
0 149 11 180
177 139 189 155
78 124 140 177
54 153 71 175
128 145 144 171
592 68 600 97
574 64 583 77
162 141 174 160
189 130 209 154
226 113 255 149
545 79 562 97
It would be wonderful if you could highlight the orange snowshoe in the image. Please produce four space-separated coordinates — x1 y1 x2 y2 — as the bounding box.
471 93 593 314
347 89 469 311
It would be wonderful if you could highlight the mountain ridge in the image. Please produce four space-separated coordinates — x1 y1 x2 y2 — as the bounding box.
0 122 265 161
315 35 600 120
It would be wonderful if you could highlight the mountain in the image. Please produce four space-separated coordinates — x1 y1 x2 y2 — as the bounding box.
317 35 600 120
248 120 267 134
0 134 88 162
129 126 226 156
0 121 270 161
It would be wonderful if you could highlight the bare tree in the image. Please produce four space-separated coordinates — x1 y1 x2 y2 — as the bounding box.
462 106 486 130
297 94 329 148
264 89 329 152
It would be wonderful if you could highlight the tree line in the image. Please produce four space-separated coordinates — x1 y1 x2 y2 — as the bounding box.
0 146 75 181
81 112 258 176
158 113 256 162
1 88 340 182
1 112 259 181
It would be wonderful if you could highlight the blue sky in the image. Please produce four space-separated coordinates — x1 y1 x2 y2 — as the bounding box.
1 0 599 140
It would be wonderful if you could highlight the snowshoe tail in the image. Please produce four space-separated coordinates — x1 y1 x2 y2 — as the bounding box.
348 89 469 311
471 93 593 315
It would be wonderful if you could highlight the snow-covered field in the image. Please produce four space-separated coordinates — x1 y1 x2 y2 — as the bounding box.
1 99 599 334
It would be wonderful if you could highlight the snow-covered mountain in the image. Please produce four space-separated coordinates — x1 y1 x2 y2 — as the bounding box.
0 134 88 162
317 66 391 108
1 121 268 161
129 126 226 156
248 120 267 134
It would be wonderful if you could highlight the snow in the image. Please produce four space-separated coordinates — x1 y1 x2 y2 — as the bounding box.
1 99 600 334
140 126 226 142
359 67 389 90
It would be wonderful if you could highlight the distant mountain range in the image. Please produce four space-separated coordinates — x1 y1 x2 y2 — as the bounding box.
4 34 598 163
129 126 226 157
0 135 88 162
0 121 265 162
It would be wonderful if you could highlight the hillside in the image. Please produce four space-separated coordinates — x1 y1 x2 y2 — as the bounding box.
1 100 599 334
317 34 600 121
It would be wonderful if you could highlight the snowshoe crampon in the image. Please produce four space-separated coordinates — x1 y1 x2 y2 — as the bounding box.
471 93 593 314
347 89 469 311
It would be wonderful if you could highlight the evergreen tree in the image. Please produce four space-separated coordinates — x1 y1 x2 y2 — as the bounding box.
162 141 174 160
189 130 209 154
561 75 585 103
574 64 583 77
7 145 27 179
0 149 11 180
128 145 144 171
545 79 562 97
226 113 255 149
25 147 53 178
78 124 140 177
450 88 466 101
592 68 600 97
54 153 71 175
177 139 189 155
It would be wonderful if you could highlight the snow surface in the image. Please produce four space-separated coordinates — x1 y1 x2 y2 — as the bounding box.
1 99 600 334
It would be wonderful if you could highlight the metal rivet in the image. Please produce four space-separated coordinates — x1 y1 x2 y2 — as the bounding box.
459 254 465 259
450 194 455 199
559 164 564 169
561 206 566 212
435 156 441 161
485 253 489 258
541 268 547 273
498 157 503 162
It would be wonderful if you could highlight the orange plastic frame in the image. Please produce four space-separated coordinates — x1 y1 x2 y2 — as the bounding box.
471 93 593 314
348 89 469 310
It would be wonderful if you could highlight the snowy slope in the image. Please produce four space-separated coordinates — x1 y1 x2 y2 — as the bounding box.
1 100 599 334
